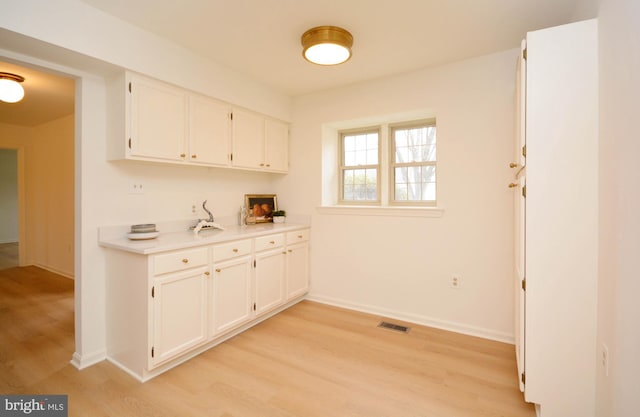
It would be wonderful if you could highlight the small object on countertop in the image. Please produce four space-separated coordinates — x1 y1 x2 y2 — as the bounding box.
131 223 157 233
192 220 225 234
126 231 160 240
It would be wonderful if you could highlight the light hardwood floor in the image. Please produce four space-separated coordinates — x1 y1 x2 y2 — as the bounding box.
0 266 535 417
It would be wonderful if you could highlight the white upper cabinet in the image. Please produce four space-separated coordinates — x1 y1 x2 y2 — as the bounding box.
188 94 231 167
108 72 288 173
232 108 289 173
264 118 289 173
231 108 265 169
129 74 187 162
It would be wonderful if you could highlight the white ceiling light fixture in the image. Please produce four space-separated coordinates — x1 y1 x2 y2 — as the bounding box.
301 26 353 66
0 72 25 103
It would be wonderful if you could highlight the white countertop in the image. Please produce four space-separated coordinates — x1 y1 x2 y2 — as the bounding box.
99 220 309 255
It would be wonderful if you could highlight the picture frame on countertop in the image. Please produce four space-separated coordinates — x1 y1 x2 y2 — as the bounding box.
245 194 278 223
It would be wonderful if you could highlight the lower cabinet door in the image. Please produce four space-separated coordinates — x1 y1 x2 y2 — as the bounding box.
151 267 208 367
286 242 309 300
254 249 285 316
211 255 253 336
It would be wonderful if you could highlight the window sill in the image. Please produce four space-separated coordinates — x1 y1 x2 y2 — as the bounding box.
316 205 444 218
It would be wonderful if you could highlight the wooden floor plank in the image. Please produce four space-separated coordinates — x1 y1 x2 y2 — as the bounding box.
0 266 535 416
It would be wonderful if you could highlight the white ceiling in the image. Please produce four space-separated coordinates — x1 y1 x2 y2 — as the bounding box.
78 0 597 96
1 0 597 127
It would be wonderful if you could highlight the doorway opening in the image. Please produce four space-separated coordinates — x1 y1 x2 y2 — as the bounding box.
0 60 75 278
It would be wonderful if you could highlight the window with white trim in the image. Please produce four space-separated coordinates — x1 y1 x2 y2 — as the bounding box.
390 120 437 205
338 119 436 206
339 128 380 203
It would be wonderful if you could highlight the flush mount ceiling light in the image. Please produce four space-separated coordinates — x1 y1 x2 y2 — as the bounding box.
301 26 353 65
0 72 25 103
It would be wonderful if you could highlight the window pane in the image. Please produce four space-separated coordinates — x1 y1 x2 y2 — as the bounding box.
394 126 436 163
395 183 408 201
342 168 377 201
422 182 436 201
343 170 354 185
422 165 436 183
394 166 435 202
343 131 378 167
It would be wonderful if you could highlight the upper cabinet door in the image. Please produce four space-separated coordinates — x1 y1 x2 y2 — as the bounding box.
188 95 231 166
129 75 187 161
231 108 264 169
264 118 289 173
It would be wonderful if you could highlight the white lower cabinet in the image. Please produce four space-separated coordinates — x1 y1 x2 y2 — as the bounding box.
254 233 286 316
151 266 209 367
285 230 310 300
210 239 253 336
254 248 286 316
105 227 310 382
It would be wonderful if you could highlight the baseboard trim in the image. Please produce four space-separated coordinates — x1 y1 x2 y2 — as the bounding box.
70 349 106 370
34 263 74 279
306 294 514 344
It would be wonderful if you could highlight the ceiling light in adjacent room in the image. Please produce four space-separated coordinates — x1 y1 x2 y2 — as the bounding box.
0 72 25 103
301 26 353 65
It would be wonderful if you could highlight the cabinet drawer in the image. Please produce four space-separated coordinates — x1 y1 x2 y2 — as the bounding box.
287 229 309 244
212 239 252 262
255 234 284 252
153 247 208 275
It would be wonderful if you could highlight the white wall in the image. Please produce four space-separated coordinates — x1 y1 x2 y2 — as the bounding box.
0 0 291 367
597 0 640 416
29 116 75 277
0 148 18 243
282 49 518 341
0 118 74 276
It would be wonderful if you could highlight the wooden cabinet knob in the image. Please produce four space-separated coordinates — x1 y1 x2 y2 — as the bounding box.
192 154 197 159
233 248 238 253
215 268 221 273
508 183 518 189
182 258 189 263
509 162 518 168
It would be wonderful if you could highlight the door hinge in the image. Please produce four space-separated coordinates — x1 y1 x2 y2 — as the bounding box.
230 112 233 121
522 278 526 291
230 153 233 162
151 347 155 358
128 138 132 149
128 82 132 93
253 259 256 268
522 145 527 157
521 372 526 385
522 48 527 60
522 185 527 198
253 302 256 311
151 286 155 298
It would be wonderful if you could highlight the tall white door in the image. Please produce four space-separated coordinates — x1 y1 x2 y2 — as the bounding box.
513 38 527 393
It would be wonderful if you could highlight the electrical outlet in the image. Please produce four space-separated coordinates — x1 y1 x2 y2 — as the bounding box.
129 182 145 194
451 275 461 289
602 344 609 377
